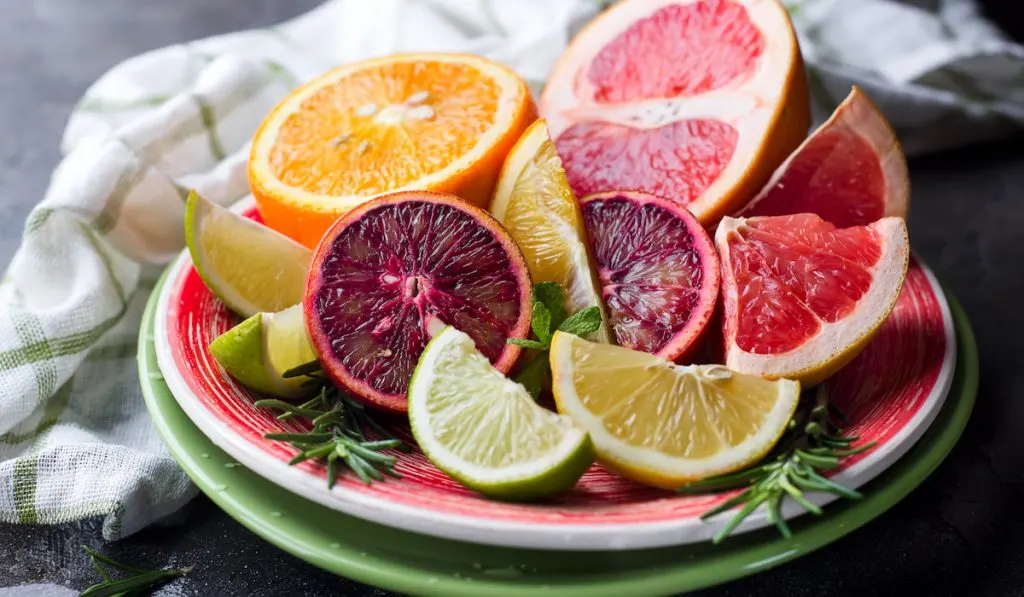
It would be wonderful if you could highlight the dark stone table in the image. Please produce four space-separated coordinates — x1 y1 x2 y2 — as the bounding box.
2 1 1022 596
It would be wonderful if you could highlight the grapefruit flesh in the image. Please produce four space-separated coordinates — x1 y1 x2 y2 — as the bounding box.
304 191 532 413
717 214 909 386
541 0 810 226
737 86 909 227
580 191 719 361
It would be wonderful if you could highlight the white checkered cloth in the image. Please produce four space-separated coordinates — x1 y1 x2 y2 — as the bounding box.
0 0 1019 541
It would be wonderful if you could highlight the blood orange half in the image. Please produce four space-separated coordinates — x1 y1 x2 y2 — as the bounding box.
541 0 810 226
580 191 719 361
737 86 910 227
716 214 909 386
304 191 532 413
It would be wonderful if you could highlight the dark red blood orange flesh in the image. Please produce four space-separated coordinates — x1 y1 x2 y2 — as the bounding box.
738 129 886 226
584 0 765 103
723 214 883 355
580 191 719 361
556 119 738 203
304 191 532 413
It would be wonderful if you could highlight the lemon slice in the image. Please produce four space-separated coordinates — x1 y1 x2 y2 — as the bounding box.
490 120 609 342
550 331 800 488
209 304 317 397
408 326 593 500
185 190 312 317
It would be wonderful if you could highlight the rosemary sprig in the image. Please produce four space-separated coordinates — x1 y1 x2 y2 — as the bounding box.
255 367 405 487
80 545 189 597
677 386 876 544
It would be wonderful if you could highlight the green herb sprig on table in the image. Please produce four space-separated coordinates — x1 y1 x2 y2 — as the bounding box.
677 386 875 544
256 366 406 488
80 545 189 597
506 281 603 398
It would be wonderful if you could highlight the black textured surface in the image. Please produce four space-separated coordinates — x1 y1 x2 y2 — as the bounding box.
1 1 1023 596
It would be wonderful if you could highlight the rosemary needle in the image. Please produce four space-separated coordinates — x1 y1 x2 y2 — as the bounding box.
80 546 189 597
677 386 875 543
257 364 405 487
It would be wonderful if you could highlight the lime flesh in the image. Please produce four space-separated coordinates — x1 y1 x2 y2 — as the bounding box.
408 326 593 500
209 304 317 397
185 190 312 317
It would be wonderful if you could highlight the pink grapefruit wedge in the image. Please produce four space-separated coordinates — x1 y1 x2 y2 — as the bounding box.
304 191 532 413
580 191 719 361
737 86 910 226
716 213 909 386
541 0 810 226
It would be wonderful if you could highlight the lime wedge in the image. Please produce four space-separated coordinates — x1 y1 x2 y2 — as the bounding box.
408 326 593 500
185 190 312 317
209 304 317 397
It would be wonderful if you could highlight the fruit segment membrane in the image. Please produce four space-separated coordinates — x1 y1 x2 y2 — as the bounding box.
581 194 715 357
726 215 883 354
740 129 887 226
309 200 526 397
556 0 765 205
269 61 500 196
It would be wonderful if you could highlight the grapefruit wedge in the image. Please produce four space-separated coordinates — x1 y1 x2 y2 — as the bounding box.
716 214 909 386
737 86 910 227
540 0 810 226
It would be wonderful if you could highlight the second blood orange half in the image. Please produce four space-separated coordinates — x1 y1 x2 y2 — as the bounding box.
250 53 536 248
541 0 810 226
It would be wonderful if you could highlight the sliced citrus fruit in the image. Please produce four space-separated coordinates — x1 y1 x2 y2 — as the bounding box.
184 190 312 317
304 191 532 414
579 191 719 361
250 52 537 248
716 214 910 386
209 304 317 398
489 119 609 342
737 86 910 227
540 0 810 226
409 326 593 500
550 331 799 488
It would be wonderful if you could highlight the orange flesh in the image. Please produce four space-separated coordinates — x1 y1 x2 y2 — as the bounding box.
269 62 501 197
728 215 882 354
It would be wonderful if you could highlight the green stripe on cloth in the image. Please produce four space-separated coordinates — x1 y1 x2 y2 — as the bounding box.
0 306 126 374
264 61 299 89
76 94 173 114
92 158 145 234
12 456 39 523
7 306 57 400
24 208 55 235
195 95 227 161
0 378 74 445
79 223 128 304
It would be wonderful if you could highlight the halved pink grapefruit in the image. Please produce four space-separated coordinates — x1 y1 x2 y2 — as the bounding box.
737 86 910 227
716 213 909 386
541 0 810 226
580 191 719 362
304 191 532 413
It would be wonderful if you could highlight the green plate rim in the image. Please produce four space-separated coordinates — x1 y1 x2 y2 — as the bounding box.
139 270 978 597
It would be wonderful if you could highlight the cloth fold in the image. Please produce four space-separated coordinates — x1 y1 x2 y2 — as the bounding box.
1 0 1020 540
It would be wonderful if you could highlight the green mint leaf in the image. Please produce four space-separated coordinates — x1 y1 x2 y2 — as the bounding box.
513 352 550 399
507 338 548 350
557 306 602 338
532 282 567 330
530 299 553 345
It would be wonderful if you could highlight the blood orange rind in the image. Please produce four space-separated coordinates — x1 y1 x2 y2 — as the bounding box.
737 86 910 226
250 52 537 248
304 190 533 413
580 191 720 362
541 0 810 226
716 214 910 386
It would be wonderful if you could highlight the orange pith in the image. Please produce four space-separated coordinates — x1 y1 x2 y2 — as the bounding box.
250 53 536 248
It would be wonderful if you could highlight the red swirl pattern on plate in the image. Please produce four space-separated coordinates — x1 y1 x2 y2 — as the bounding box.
164 209 949 529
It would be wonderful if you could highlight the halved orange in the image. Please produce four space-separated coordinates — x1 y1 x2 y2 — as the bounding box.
249 53 537 248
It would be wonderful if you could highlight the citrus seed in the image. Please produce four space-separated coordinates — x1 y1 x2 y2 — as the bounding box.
357 140 370 154
406 105 435 121
406 91 429 104
355 104 378 117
